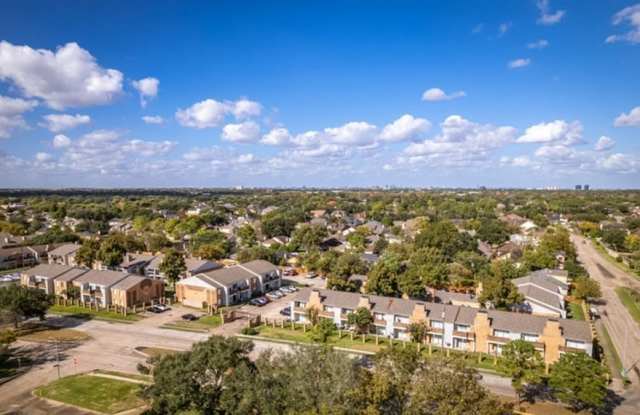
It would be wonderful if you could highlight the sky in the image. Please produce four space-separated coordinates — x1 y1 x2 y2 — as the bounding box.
0 0 639 189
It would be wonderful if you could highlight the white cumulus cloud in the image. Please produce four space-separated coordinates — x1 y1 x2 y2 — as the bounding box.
421 87 466 102
52 134 72 148
606 4 640 44
517 120 583 145
176 99 229 128
614 106 640 127
261 127 292 146
222 121 260 143
132 77 159 107
379 114 431 142
0 95 38 138
232 99 262 119
594 136 615 151
41 113 90 132
324 121 377 145
0 41 123 110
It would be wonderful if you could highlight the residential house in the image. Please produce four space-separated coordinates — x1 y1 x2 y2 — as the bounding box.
72 269 131 307
500 213 527 228
145 255 221 280
290 288 592 365
48 244 81 266
0 246 40 270
97 253 156 275
494 241 523 261
520 220 539 234
261 236 289 248
512 269 570 318
176 260 281 308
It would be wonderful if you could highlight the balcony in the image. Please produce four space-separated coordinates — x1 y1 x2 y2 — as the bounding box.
293 307 307 314
394 322 409 330
428 327 444 334
374 319 386 327
487 335 510 344
319 311 334 319
453 331 475 340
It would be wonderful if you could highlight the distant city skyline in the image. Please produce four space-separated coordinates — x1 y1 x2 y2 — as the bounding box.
1 1 639 188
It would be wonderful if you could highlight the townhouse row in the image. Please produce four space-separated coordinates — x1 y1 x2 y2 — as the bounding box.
21 263 164 309
48 243 221 280
289 288 592 365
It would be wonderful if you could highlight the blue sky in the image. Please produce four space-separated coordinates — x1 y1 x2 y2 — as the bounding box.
0 0 639 188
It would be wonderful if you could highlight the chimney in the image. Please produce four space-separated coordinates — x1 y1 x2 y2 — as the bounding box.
358 295 371 310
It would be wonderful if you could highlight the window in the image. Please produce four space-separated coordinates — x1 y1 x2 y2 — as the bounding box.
454 324 470 332
521 333 538 342
566 340 585 349
493 329 510 338
431 320 444 329
431 335 443 345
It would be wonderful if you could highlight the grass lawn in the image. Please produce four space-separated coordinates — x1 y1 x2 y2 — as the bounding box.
162 314 222 332
19 328 90 343
615 287 640 324
49 304 142 323
35 374 145 414
596 323 625 381
136 346 180 359
568 300 586 321
94 369 153 383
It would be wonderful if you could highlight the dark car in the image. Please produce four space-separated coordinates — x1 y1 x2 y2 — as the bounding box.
280 307 291 316
181 313 199 321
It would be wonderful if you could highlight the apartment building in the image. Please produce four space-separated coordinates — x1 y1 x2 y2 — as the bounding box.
48 244 81 266
21 264 164 308
145 255 221 280
290 288 592 364
176 260 281 308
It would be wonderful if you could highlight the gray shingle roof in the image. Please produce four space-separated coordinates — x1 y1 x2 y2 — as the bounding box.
23 264 74 279
48 244 80 257
74 269 130 287
201 266 254 287
55 268 90 282
111 275 147 290
518 285 564 311
237 260 278 276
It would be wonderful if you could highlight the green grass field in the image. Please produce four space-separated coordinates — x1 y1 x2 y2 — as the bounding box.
596 323 625 381
162 314 222 332
35 374 145 414
49 304 142 322
568 300 586 320
615 287 640 324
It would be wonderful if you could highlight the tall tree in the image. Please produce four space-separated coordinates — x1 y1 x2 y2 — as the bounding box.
500 340 544 404
549 353 608 412
0 285 54 327
74 239 100 268
347 307 373 335
159 249 187 287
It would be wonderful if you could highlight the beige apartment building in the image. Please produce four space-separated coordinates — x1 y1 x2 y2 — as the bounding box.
290 288 592 365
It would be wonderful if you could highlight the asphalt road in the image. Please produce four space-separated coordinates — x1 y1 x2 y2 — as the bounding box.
571 233 640 385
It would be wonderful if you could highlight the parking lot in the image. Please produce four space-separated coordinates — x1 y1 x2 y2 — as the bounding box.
238 283 300 319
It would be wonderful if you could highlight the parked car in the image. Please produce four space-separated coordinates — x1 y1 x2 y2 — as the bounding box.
154 304 170 312
280 307 291 316
266 292 282 301
280 286 294 294
148 305 168 313
306 272 317 279
250 297 269 307
256 296 269 305
181 313 199 321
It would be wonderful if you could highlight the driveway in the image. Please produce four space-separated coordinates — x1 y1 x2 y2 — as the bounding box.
571 233 640 385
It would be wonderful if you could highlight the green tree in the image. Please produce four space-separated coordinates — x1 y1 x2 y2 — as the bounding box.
195 243 227 260
602 228 627 252
97 236 127 268
236 224 257 247
347 307 373 334
74 239 100 268
290 224 327 251
479 261 523 310
549 353 607 412
573 276 601 300
159 249 187 287
500 340 544 404
408 321 429 343
310 318 336 343
367 254 404 296
0 285 54 327
143 336 254 415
